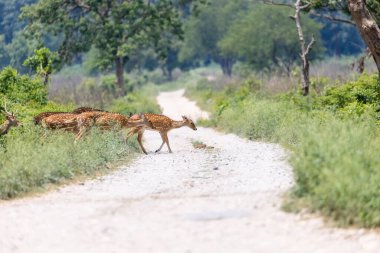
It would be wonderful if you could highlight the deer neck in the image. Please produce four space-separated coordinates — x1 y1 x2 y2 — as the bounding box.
0 121 11 135
171 120 186 129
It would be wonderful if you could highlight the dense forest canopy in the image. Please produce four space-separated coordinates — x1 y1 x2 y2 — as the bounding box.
0 0 371 85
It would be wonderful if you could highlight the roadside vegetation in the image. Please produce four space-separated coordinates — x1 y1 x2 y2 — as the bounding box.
183 66 380 227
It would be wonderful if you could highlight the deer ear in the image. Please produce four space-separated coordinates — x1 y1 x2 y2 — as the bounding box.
139 112 145 119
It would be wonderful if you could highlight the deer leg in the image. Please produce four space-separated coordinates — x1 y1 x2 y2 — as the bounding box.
75 127 87 142
162 132 172 153
137 131 148 155
126 127 138 142
155 132 167 153
165 133 173 153
75 118 90 142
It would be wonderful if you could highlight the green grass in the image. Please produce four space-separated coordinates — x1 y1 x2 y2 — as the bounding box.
0 126 139 199
216 95 380 227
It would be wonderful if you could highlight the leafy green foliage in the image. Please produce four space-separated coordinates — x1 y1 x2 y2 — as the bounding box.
0 67 47 104
180 0 324 74
219 4 323 71
21 0 194 95
314 74 380 117
24 47 58 84
180 0 240 61
0 0 40 71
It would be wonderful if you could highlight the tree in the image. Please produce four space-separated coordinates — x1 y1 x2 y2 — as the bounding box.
219 4 322 75
24 47 58 85
0 0 39 71
22 0 188 96
308 0 380 89
347 0 380 88
292 0 316 96
0 0 37 43
179 0 249 76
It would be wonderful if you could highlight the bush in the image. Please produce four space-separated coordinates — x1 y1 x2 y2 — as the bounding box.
315 74 380 117
0 67 47 104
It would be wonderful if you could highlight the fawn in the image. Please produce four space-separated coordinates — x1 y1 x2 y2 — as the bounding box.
72 107 106 114
127 113 197 154
0 104 20 136
41 111 152 140
33 107 106 125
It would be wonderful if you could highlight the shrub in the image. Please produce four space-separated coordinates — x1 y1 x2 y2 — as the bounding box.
0 67 47 104
315 74 380 117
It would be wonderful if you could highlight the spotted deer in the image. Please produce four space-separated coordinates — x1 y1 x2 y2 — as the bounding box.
0 103 20 136
41 111 152 141
127 113 197 154
34 111 68 125
33 107 106 125
72 107 106 114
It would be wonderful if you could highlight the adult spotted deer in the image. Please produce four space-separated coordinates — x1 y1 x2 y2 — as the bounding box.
127 113 197 154
0 104 20 136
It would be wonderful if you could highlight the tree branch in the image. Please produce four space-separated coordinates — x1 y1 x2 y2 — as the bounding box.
74 0 91 10
309 10 355 25
262 0 293 9
300 3 311 10
304 34 315 56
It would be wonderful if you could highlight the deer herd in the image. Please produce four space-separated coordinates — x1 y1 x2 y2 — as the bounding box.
0 104 197 154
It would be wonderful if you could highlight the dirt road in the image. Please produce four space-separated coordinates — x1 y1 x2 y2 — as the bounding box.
1 89 379 253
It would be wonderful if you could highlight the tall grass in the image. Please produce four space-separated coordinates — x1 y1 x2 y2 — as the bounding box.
214 94 380 227
184 68 380 228
0 127 138 199
292 117 380 227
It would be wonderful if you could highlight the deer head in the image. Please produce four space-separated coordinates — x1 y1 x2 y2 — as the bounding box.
182 115 197 131
1 102 20 135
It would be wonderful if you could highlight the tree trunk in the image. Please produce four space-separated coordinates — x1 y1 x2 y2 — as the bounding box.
220 57 234 77
348 0 380 89
167 68 173 81
115 57 125 97
293 0 315 96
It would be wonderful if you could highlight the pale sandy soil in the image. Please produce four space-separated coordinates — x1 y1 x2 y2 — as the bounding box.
0 89 379 253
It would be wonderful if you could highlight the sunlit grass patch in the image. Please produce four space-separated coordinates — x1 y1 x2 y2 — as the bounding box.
0 127 138 199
